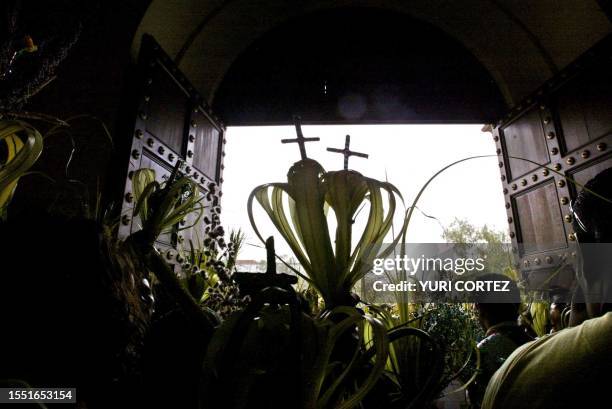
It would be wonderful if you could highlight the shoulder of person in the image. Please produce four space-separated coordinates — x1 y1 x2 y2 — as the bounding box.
481 313 612 409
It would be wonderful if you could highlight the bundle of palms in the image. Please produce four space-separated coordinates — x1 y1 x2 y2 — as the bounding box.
126 166 233 408
127 165 220 334
238 157 411 407
200 289 390 409
130 165 205 245
180 229 250 319
248 158 408 308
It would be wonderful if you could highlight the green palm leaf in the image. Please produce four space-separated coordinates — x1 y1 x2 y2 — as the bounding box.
0 120 43 220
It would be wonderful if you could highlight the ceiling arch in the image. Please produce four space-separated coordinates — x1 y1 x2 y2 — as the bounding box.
211 7 508 124
133 0 611 121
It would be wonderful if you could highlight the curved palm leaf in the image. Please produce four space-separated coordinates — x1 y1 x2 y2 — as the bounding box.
132 167 204 241
0 120 43 220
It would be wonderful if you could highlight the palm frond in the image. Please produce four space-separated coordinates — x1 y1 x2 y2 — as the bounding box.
0 120 43 220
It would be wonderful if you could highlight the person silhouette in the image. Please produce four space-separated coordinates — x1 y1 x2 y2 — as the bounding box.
467 274 531 408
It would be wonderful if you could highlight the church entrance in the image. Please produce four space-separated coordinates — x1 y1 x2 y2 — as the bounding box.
2 3 611 408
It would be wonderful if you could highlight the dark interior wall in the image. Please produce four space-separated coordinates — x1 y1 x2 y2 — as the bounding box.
7 0 151 217
212 7 507 125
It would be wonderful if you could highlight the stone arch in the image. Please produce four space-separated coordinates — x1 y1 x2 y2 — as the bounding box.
133 0 611 118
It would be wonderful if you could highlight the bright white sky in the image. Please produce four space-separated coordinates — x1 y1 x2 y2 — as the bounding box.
221 124 507 260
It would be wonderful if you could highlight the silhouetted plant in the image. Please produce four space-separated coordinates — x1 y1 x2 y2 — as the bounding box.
0 1 81 110
248 158 408 308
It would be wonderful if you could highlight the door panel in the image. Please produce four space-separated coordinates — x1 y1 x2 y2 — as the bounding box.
117 35 226 266
514 181 566 255
145 64 190 154
501 108 550 180
493 34 612 288
191 108 222 181
556 66 612 153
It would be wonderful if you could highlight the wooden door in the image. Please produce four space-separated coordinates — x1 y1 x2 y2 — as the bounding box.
493 35 612 291
116 35 226 265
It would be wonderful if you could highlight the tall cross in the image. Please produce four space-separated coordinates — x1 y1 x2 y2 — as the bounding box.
327 134 369 170
232 235 297 297
264 236 276 276
281 116 320 160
